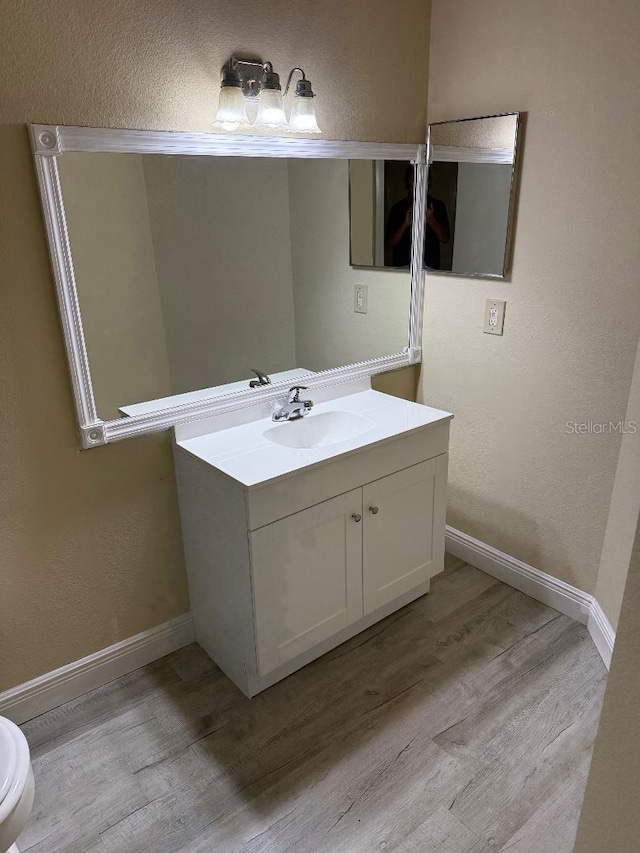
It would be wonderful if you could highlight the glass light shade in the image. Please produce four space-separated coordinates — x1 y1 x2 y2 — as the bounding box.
214 86 249 131
254 89 287 129
288 96 321 133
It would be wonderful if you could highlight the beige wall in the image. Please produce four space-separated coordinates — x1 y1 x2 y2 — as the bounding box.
142 156 297 392
572 520 640 853
593 336 640 629
0 0 430 692
372 365 420 402
289 159 412 371
421 0 640 594
59 153 172 419
431 113 517 148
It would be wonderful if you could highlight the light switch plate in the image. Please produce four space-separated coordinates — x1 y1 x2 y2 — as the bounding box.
354 284 368 314
484 299 506 335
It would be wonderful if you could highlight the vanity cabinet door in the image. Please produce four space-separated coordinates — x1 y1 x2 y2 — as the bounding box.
362 456 447 616
251 489 364 677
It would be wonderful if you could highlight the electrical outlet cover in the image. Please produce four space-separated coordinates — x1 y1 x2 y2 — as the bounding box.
354 284 368 314
483 299 506 335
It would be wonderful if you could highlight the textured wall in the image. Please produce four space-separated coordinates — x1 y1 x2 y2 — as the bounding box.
431 114 517 148
421 0 640 594
0 0 430 691
572 521 640 852
372 366 420 402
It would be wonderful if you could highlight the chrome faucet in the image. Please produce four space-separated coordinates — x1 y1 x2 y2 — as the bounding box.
272 386 314 422
249 368 271 388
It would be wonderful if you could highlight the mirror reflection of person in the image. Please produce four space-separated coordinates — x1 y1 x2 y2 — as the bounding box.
385 166 450 269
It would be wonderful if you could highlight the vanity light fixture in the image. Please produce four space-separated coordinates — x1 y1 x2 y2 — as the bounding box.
284 68 321 134
213 56 321 134
213 61 250 131
254 63 287 129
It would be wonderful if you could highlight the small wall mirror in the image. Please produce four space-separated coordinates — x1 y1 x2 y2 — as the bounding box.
426 113 520 279
31 127 427 447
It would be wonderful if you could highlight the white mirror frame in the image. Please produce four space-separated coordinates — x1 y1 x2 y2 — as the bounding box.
30 124 427 448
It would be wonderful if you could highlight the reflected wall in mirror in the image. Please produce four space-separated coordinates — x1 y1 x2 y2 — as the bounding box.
349 159 418 269
425 113 520 278
58 153 412 422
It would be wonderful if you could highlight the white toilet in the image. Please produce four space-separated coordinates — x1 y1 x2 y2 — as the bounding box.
0 717 34 853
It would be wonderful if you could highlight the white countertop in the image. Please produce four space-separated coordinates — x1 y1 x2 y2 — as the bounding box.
119 368 314 418
175 385 452 489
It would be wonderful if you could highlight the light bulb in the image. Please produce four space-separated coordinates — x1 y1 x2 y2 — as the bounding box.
255 89 288 129
288 96 321 133
214 86 249 131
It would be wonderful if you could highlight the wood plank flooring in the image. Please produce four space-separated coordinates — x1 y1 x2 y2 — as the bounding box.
18 556 607 853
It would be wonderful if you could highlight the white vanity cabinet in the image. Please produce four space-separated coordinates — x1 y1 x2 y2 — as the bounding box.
250 489 364 677
174 386 451 697
250 457 447 678
362 458 446 615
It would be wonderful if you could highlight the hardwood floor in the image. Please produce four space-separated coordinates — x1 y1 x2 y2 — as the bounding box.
18 557 607 853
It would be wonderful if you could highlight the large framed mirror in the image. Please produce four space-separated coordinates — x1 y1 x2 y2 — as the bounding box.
425 112 520 279
31 126 427 447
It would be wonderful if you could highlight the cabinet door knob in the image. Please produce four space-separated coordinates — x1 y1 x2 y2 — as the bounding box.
369 506 379 515
352 513 362 523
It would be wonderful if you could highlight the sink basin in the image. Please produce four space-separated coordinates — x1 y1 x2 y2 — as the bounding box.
263 410 375 449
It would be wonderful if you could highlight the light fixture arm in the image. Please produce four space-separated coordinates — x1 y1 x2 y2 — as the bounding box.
284 67 314 98
284 67 305 97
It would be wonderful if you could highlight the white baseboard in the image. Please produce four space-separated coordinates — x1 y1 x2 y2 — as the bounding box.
0 613 194 725
445 525 615 669
0 529 617 726
587 599 615 670
445 526 593 623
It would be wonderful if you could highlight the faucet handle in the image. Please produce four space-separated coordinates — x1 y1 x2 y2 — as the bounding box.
288 385 308 403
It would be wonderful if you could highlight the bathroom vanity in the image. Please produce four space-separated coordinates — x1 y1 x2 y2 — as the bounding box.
31 124 456 695
174 379 451 697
